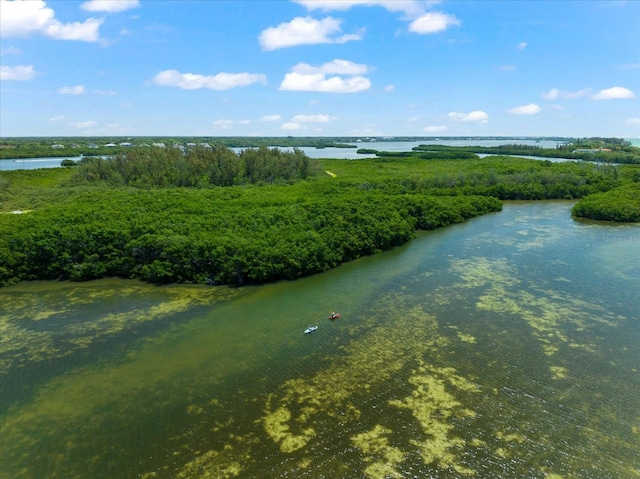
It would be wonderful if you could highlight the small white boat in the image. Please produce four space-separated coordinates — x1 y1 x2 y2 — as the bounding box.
304 325 318 334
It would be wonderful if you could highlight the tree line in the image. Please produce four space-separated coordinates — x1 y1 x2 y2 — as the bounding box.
358 149 479 160
0 183 500 286
68 146 320 187
322 156 621 200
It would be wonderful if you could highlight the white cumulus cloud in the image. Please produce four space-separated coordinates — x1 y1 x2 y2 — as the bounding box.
292 59 370 75
518 41 527 50
409 11 461 34
280 72 371 93
280 59 371 93
80 0 140 13
627 117 640 125
59 85 86 95
0 64 36 81
294 0 459 34
0 0 103 42
46 18 103 41
448 110 489 123
592 86 636 100
259 16 361 51
507 103 541 115
150 70 267 90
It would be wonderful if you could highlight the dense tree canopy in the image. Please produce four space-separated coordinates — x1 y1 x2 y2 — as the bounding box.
68 146 319 187
0 177 500 287
1 149 636 288
572 183 640 222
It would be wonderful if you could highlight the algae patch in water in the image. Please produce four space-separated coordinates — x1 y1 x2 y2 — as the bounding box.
0 280 245 478
449 257 623 360
260 302 424 455
173 444 246 479
351 425 405 478
388 362 479 476
262 404 316 453
0 280 240 375
170 292 489 478
449 326 477 344
549 365 568 380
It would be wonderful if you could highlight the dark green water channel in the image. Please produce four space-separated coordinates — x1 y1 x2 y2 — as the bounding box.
1 202 639 478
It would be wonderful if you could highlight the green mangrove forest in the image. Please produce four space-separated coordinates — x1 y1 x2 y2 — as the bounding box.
1 143 639 288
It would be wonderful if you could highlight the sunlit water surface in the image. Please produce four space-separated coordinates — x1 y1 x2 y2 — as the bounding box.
1 202 639 478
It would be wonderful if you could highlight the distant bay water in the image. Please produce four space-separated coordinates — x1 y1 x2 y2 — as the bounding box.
1 138 638 170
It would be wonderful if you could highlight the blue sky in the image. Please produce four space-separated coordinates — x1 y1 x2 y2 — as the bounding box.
1 0 639 138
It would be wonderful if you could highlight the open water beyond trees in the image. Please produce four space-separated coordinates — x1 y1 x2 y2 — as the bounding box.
1 202 639 478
